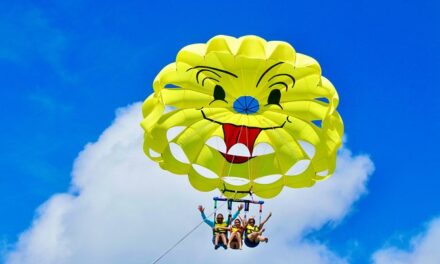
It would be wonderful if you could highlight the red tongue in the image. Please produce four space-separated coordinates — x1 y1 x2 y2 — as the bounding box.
222 124 262 163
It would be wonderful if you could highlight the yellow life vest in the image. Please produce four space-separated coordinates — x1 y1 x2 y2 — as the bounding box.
246 224 259 234
231 226 241 233
214 222 228 234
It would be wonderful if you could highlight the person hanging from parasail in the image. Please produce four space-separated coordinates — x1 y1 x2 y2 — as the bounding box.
241 212 272 248
228 218 245 250
198 204 243 249
142 35 344 250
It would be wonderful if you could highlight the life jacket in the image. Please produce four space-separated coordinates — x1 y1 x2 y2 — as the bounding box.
246 224 259 234
231 226 242 233
214 222 228 234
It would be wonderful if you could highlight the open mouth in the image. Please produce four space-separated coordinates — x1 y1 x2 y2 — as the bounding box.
203 124 282 163
222 124 260 163
210 123 268 163
201 109 287 164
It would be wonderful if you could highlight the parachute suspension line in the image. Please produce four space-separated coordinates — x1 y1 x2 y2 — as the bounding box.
216 107 239 183
222 114 255 200
259 203 263 225
244 200 250 221
213 199 218 222
151 202 228 264
227 199 233 225
255 116 288 194
217 112 258 226
249 187 255 201
201 108 245 192
268 116 294 190
213 196 263 222
219 114 256 199
225 115 246 182
212 79 248 180
245 115 253 194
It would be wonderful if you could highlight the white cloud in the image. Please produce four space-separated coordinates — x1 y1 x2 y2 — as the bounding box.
372 217 440 264
6 103 374 264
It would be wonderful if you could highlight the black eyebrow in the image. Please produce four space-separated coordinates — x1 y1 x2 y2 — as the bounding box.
196 69 220 84
268 74 295 87
202 77 219 86
187 66 238 79
269 82 288 90
256 62 284 87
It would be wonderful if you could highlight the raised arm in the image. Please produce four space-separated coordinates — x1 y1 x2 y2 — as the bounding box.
239 215 247 228
259 212 272 229
227 204 243 225
198 205 214 227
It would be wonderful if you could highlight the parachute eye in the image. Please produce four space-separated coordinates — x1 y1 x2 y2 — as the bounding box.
267 89 282 108
213 85 227 103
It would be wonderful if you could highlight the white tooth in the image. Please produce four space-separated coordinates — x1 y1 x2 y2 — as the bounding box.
297 140 316 159
163 105 176 114
149 149 161 158
206 136 227 154
192 164 218 179
286 159 311 176
228 143 251 157
222 177 250 186
317 169 329 176
252 142 274 157
169 142 189 163
254 174 282 184
167 126 186 142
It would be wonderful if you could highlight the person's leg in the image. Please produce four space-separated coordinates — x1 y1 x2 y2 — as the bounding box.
248 232 259 242
214 233 220 246
236 233 242 249
257 228 268 242
220 234 228 248
228 232 236 247
257 235 269 242
229 239 239 250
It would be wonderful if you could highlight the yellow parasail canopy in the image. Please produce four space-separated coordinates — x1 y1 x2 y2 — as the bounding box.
141 35 344 199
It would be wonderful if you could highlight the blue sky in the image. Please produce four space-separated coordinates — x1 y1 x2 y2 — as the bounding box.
1 0 439 263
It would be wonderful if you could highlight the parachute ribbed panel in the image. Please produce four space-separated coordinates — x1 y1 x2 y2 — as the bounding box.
141 35 344 198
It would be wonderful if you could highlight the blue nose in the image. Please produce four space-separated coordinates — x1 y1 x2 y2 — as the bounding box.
233 96 259 114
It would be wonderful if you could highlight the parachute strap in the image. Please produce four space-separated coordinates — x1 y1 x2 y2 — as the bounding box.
244 201 250 221
221 184 253 196
259 203 263 225
213 197 264 205
227 199 233 225
212 197 264 225
213 199 218 224
244 201 250 211
227 199 233 210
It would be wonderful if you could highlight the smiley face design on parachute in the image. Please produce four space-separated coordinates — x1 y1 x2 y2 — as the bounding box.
141 35 343 198
190 62 293 164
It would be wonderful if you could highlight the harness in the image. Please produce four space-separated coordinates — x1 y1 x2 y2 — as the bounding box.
246 224 259 234
211 193 266 249
214 222 228 234
231 226 242 233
